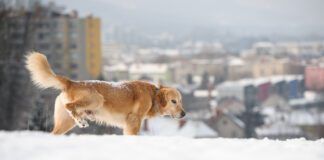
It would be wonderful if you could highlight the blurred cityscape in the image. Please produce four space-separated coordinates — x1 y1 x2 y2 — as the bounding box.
1 0 324 140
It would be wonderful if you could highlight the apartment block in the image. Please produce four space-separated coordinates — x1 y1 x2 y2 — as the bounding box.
7 5 102 80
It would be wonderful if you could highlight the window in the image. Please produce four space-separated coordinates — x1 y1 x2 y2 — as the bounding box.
71 52 79 61
71 74 78 79
70 32 78 39
70 43 77 49
11 33 22 39
56 43 62 49
222 119 227 125
38 33 45 40
39 44 49 50
54 63 61 69
231 131 237 137
52 22 58 28
70 63 78 69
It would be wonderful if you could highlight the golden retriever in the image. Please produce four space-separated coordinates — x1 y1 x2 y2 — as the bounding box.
25 52 185 135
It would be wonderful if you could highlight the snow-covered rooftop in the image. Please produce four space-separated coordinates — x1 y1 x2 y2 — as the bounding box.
104 63 128 71
193 90 218 97
253 42 274 48
261 106 324 126
218 75 304 89
256 122 303 137
129 63 168 74
142 117 217 138
1 131 323 160
228 58 245 66
178 121 217 138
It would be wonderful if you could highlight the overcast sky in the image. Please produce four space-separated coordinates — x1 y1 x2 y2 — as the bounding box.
45 0 324 35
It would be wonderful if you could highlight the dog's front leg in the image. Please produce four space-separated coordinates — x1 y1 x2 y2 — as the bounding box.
123 113 142 135
123 123 141 135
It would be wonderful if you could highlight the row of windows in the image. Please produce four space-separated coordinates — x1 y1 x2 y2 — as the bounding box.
34 43 78 50
52 62 79 70
7 16 79 27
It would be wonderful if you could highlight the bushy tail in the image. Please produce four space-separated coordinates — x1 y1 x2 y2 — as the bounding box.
25 52 70 90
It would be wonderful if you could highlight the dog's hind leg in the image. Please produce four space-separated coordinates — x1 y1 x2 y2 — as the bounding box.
84 110 96 121
51 96 75 135
65 92 104 128
65 100 92 128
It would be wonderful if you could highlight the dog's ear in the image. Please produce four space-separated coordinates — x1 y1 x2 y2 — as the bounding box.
156 89 167 107
158 84 166 89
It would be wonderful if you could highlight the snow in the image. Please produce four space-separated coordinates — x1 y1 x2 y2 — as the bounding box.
142 117 217 138
193 90 218 97
217 75 304 100
228 58 245 66
104 63 128 71
289 111 324 126
84 80 129 89
1 131 324 160
164 49 180 56
129 63 168 74
262 108 324 126
227 113 245 128
177 121 217 138
253 42 274 48
256 121 303 137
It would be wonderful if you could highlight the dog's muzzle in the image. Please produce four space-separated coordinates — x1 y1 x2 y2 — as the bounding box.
180 110 186 118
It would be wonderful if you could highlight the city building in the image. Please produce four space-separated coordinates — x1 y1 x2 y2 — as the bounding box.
244 41 324 56
207 110 245 138
1 0 41 10
217 75 304 105
226 57 251 80
103 63 129 81
305 66 324 91
33 8 101 80
141 117 218 138
252 57 304 78
2 2 102 130
102 42 128 65
171 59 226 85
129 63 170 83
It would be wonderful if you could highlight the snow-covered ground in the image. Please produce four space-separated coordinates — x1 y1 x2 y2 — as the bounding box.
1 131 324 160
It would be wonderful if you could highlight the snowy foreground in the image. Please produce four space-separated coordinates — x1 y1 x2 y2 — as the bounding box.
1 131 324 160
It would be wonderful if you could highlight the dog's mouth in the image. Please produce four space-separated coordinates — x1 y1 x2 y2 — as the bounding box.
164 115 176 119
165 114 182 119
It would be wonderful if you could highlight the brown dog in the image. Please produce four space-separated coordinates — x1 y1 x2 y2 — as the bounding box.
25 52 185 135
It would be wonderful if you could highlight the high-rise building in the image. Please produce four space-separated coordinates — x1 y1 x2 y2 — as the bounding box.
1 2 102 130
83 16 102 79
58 15 102 80
5 2 102 80
0 0 41 10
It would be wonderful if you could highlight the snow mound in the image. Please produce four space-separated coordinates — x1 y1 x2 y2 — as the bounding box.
0 131 324 160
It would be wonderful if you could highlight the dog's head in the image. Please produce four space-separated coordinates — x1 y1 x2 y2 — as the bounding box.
156 85 186 119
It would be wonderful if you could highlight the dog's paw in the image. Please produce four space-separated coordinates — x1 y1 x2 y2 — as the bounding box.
75 118 89 128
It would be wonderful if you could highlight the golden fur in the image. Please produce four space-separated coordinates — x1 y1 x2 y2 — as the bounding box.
25 52 185 135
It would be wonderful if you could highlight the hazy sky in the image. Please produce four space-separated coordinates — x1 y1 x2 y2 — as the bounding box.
45 0 324 35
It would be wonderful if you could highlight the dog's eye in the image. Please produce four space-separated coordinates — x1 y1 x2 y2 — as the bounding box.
171 99 177 104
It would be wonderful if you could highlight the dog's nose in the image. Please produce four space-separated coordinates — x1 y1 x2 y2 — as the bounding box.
180 111 186 118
